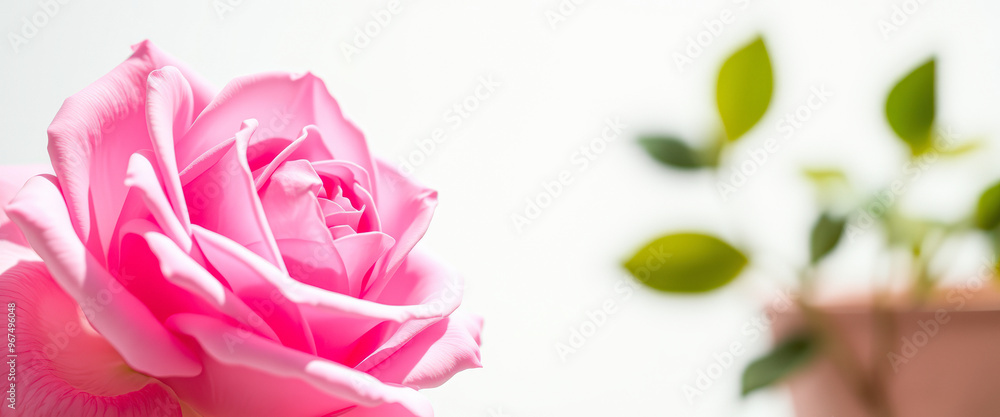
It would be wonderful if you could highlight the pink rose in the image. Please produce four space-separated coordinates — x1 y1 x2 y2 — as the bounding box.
0 41 481 417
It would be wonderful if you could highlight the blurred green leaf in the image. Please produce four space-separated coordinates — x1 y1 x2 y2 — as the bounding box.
716 36 773 142
988 228 1000 279
939 139 983 158
975 181 1000 230
638 136 703 170
742 333 816 396
809 213 847 264
802 168 849 186
886 58 935 155
624 233 747 293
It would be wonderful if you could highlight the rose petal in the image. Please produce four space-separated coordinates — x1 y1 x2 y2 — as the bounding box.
257 159 354 294
331 232 394 298
132 41 216 110
0 258 184 417
260 160 376 295
190 223 317 355
178 72 374 177
143 230 281 343
177 136 235 184
47 41 212 263
252 125 333 189
364 161 437 299
109 217 282 349
277 238 349 296
145 66 198 238
364 312 483 389
194 225 448 365
193 225 437 324
370 250 463 313
311 160 374 198
6 175 201 377
324 209 364 231
349 251 464 370
123 151 192 252
164 314 433 417
258 160 328 244
353 184 382 238
0 165 51 246
181 120 285 273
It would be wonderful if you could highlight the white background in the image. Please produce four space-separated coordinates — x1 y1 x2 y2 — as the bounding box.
3 1 1000 416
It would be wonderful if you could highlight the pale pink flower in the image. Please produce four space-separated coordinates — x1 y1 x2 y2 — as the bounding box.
0 41 482 417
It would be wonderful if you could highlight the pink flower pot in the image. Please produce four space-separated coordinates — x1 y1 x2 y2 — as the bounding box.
772 288 1000 417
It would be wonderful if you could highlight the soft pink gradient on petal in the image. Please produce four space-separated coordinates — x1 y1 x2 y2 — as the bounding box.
144 66 197 238
178 72 374 177
251 126 334 189
0 259 184 417
277 238 350 296
192 225 317 355
143 231 281 343
309 251 469 368
312 160 374 199
0 165 51 246
365 160 438 299
181 120 285 272
371 250 463 311
332 232 394 298
122 151 192 252
193 226 440 325
258 160 328 245
352 252 468 372
6 175 201 378
366 312 483 389
46 41 212 263
164 314 433 417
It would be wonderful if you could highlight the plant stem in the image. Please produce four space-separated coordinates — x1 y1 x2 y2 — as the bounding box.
798 287 894 416
869 293 896 417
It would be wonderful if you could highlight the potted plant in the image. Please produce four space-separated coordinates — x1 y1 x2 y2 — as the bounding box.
626 35 1000 416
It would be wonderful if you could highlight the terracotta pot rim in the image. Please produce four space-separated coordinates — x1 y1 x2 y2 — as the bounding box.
789 284 1000 315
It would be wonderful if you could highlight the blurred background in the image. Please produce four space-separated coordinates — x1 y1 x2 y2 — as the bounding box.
2 1 1000 415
